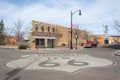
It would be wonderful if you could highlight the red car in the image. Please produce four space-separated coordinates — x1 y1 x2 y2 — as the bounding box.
84 41 97 48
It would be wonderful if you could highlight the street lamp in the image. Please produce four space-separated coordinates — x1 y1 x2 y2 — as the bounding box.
70 9 81 49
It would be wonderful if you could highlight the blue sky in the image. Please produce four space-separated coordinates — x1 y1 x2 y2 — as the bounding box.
0 0 120 35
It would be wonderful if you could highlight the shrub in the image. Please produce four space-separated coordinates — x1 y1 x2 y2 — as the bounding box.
62 43 66 46
18 44 27 49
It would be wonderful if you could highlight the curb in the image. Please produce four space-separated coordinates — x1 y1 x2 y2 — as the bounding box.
114 50 120 57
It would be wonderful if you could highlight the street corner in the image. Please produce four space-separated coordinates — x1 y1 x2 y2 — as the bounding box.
5 53 114 74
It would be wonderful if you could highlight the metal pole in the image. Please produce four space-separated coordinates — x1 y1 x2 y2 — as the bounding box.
70 11 73 49
76 38 77 49
70 9 81 49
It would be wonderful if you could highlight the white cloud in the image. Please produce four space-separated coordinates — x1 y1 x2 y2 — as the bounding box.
1 0 120 35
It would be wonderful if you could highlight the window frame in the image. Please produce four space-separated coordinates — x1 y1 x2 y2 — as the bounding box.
35 24 38 31
48 26 50 32
41 26 44 32
52 27 55 33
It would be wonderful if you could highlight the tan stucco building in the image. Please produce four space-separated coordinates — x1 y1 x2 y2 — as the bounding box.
90 35 104 45
90 35 120 45
30 20 88 48
5 36 17 45
108 36 120 44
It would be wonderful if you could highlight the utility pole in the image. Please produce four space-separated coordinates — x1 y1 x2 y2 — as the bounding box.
103 25 108 44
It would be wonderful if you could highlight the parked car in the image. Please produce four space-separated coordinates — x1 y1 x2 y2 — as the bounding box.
84 41 97 48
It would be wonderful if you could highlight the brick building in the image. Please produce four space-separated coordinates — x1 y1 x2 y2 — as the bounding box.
30 20 88 48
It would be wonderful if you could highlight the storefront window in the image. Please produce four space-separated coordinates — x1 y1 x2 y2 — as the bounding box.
41 39 45 45
35 39 45 48
47 39 55 48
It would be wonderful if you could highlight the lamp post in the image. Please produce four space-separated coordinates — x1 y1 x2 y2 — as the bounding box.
70 9 81 49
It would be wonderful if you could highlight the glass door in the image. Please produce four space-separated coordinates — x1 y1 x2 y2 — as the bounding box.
39 39 45 48
47 39 55 48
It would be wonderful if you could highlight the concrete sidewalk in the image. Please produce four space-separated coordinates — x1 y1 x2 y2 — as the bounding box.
0 45 84 53
0 45 17 49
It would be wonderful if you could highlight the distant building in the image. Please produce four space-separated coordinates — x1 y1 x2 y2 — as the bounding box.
29 20 88 48
4 36 17 45
90 35 120 45
108 35 120 44
90 35 104 45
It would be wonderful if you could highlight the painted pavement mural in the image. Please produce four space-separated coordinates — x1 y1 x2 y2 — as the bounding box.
6 53 114 74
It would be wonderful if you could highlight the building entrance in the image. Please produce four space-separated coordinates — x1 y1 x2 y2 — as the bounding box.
47 39 55 48
35 38 45 48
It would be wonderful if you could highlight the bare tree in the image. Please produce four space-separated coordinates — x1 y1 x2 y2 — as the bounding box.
73 24 80 49
81 29 92 42
12 19 25 44
113 19 120 33
73 24 92 48
5 27 14 36
86 30 92 41
73 24 91 49
4 27 14 45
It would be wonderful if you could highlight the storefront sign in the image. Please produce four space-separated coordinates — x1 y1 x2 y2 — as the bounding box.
32 31 63 37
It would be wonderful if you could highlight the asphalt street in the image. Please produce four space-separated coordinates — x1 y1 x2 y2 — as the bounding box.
0 46 120 80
